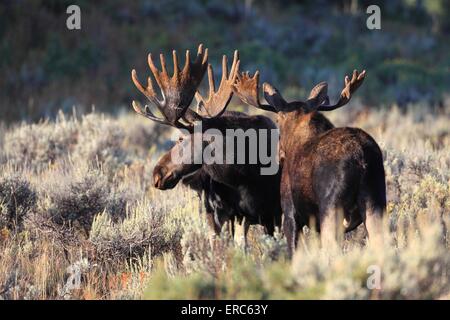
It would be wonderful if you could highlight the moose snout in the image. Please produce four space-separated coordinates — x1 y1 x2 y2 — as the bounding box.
153 174 162 189
153 171 178 190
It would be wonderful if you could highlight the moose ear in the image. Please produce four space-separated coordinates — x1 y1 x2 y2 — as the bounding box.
263 82 287 110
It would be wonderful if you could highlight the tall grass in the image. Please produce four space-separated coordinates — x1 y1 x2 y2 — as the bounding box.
0 103 449 299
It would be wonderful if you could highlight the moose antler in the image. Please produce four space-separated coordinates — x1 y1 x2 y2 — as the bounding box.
316 70 366 111
233 71 277 112
131 44 208 126
235 68 366 113
131 100 193 131
306 82 329 108
194 50 240 118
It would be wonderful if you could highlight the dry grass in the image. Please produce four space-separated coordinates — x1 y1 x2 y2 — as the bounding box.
0 103 449 299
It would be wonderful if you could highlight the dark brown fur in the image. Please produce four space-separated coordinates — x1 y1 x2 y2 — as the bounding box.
270 98 386 256
233 70 386 256
153 111 282 238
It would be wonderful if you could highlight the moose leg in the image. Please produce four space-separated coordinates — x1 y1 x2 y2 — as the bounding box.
264 217 275 236
319 201 346 250
281 173 297 258
197 191 203 216
319 207 338 249
283 213 296 258
243 218 250 251
234 217 249 251
228 216 235 238
360 162 386 247
221 216 235 237
362 199 384 247
206 211 222 234
317 167 361 247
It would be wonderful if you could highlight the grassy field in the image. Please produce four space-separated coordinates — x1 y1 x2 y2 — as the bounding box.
0 101 449 300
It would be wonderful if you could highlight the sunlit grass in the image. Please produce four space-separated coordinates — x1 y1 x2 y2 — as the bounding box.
0 104 449 299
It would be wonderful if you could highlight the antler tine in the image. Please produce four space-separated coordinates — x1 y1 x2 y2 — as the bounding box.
131 44 209 126
230 51 239 78
132 100 168 125
159 53 168 78
306 81 329 109
207 64 215 96
132 101 192 132
233 70 276 112
221 55 228 83
196 43 204 59
147 53 162 88
182 50 190 74
131 69 158 106
172 50 179 77
198 43 209 65
194 50 240 118
317 69 366 111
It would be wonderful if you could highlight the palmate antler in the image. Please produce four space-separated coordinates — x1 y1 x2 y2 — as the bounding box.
131 44 240 131
233 71 277 112
131 44 208 128
314 69 366 111
233 68 366 113
195 51 240 118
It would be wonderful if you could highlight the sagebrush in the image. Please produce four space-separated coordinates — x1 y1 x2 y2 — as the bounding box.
0 102 449 299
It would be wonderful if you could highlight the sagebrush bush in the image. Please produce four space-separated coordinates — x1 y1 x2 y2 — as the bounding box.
89 200 183 263
181 215 234 277
0 175 36 230
145 254 281 300
180 215 288 278
1 104 449 299
2 112 78 171
73 114 131 172
118 113 171 157
45 171 108 230
1 111 169 174
144 216 449 300
39 169 133 232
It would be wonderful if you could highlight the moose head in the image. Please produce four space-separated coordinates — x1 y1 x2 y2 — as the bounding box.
131 44 240 190
131 46 282 238
233 69 366 163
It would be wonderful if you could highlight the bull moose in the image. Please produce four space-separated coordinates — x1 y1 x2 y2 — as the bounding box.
233 70 386 255
130 45 282 242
